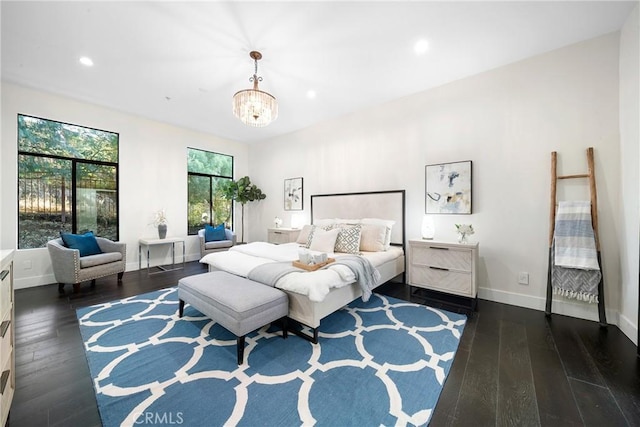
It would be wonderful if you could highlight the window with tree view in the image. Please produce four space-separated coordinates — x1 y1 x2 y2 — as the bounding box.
18 115 119 249
187 148 233 235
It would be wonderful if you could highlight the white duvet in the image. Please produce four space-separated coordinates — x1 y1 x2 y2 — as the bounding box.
200 242 393 302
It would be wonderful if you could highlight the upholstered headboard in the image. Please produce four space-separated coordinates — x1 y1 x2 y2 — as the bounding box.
310 190 406 247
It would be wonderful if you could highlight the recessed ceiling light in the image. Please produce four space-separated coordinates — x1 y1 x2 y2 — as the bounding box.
306 90 316 99
79 56 94 67
414 39 429 55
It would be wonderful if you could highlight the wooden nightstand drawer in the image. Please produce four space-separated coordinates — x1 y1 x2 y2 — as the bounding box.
0 250 14 427
410 265 472 295
411 245 472 271
267 228 300 245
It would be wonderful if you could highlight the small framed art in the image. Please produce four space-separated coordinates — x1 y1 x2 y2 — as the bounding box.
284 177 303 211
425 160 472 214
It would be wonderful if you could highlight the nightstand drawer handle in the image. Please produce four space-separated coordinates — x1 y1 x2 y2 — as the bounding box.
0 320 9 338
430 247 449 251
0 370 9 394
0 270 8 281
429 266 450 271
274 231 283 234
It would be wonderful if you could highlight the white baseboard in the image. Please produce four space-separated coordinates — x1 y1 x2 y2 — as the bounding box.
479 286 619 327
618 312 638 346
14 273 57 290
15 254 203 290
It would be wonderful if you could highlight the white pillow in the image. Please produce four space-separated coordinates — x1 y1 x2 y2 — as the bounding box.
359 224 387 252
361 218 395 249
309 228 340 253
296 224 313 245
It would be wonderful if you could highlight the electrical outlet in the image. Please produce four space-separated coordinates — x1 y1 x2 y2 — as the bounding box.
518 272 529 285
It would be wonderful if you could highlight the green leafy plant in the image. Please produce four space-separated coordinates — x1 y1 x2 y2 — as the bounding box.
221 176 266 242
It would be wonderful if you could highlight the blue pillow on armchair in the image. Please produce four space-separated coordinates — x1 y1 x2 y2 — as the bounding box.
204 224 226 242
60 231 103 257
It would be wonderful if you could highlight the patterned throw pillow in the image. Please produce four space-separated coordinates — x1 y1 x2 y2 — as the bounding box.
334 224 362 254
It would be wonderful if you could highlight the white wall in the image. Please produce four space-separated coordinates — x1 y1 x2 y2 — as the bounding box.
618 4 640 344
1 83 249 289
249 33 625 326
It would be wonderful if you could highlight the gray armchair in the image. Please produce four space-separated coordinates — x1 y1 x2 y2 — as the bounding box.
198 228 236 258
47 237 126 293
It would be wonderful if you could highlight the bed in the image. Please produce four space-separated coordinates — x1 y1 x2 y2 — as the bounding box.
200 190 406 342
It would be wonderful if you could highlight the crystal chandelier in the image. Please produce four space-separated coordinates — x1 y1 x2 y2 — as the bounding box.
232 51 278 127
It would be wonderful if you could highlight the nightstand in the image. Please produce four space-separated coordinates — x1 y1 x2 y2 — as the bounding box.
407 239 478 308
267 228 300 244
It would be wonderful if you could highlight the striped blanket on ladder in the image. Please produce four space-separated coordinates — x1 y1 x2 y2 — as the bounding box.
551 201 601 303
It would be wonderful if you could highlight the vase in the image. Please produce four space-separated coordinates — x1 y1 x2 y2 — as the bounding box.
457 233 467 244
158 224 167 239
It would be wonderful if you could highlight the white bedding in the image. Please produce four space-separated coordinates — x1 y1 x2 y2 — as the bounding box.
200 242 403 303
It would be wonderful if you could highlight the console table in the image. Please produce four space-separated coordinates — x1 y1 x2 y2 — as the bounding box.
138 237 185 275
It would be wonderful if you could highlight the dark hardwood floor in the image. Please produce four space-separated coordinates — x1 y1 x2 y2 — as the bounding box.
9 262 640 426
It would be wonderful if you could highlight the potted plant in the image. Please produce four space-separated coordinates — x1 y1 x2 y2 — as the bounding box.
221 176 266 243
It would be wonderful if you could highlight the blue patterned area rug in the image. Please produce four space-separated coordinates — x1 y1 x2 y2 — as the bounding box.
77 287 466 426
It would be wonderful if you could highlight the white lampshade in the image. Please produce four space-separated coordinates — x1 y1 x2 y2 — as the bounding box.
291 213 305 229
421 215 435 240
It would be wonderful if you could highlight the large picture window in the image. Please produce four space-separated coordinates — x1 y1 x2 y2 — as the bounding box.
187 148 233 235
17 115 119 249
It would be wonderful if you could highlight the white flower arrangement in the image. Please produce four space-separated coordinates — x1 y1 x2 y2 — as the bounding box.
274 216 283 228
455 224 474 235
152 209 168 226
455 223 474 243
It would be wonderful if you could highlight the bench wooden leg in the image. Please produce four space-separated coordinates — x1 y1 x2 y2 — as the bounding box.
282 317 288 339
178 300 185 317
237 335 245 365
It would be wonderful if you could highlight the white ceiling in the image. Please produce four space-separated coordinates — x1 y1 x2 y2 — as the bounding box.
1 1 636 143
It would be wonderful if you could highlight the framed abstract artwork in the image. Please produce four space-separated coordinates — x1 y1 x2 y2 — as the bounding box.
425 160 472 214
284 177 303 211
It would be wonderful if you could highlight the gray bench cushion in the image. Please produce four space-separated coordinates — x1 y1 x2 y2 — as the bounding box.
178 271 288 337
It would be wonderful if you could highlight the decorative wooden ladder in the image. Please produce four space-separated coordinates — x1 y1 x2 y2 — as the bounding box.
545 147 607 326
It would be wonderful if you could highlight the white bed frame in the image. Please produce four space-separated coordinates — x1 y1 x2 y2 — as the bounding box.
285 190 406 342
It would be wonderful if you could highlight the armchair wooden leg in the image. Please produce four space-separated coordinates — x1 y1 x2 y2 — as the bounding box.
73 283 80 293
90 279 96 288
117 272 124 282
58 283 65 294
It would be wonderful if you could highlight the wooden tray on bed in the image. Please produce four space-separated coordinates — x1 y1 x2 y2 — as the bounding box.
292 258 335 271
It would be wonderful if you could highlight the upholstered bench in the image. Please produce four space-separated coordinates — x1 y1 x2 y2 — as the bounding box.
178 271 288 364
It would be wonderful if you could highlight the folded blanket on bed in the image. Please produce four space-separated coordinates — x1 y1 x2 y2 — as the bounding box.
327 255 381 302
551 200 601 303
248 262 304 287
247 256 380 302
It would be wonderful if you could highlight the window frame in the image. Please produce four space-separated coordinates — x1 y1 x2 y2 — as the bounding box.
17 114 120 249
187 147 234 236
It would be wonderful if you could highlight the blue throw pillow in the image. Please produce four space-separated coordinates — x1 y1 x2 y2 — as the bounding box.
204 224 226 242
60 231 103 257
